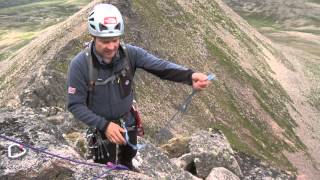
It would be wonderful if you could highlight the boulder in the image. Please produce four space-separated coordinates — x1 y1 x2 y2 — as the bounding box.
160 136 190 158
184 130 242 178
206 167 240 180
133 138 200 179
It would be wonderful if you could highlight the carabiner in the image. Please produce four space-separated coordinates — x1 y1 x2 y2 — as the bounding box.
7 143 28 159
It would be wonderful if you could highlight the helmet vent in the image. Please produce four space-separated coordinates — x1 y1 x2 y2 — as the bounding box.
115 23 121 30
90 24 96 30
89 17 94 22
99 23 108 31
89 12 94 16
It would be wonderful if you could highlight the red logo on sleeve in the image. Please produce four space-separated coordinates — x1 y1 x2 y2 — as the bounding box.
68 86 77 94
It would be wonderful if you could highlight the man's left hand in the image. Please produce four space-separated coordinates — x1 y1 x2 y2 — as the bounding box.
192 72 210 90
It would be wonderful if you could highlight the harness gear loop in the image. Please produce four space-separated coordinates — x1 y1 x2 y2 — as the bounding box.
132 100 144 137
86 128 110 161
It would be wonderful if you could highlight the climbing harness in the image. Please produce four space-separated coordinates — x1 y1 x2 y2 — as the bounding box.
86 113 145 162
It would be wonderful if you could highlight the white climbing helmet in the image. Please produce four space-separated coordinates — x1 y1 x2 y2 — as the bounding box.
88 4 124 37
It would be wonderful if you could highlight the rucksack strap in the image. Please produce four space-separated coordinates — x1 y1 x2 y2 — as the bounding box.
84 44 98 91
120 41 132 78
84 44 95 108
120 41 136 99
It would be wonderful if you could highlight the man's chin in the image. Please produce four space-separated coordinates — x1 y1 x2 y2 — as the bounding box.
103 53 115 59
101 56 112 63
103 54 114 59
104 56 113 60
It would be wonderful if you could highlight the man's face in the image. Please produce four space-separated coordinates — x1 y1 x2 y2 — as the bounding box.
94 36 120 63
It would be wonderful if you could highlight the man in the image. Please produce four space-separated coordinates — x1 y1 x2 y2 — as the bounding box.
67 4 210 170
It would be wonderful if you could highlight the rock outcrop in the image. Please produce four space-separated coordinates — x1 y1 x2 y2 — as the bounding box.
0 108 294 179
169 131 242 178
0 107 195 179
164 130 294 179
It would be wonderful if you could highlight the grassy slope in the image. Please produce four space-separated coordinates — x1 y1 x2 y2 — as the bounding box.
0 0 90 61
307 0 320 3
227 1 320 113
131 0 305 171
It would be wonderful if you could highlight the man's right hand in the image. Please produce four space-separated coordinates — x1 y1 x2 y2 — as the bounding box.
105 122 126 145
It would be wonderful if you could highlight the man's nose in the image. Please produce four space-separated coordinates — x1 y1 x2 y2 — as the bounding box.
106 43 116 50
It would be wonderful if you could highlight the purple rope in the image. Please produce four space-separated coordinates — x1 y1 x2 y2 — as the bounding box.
93 162 129 180
106 162 129 170
0 134 108 169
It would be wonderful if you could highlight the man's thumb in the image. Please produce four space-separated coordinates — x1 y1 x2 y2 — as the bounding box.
119 127 126 133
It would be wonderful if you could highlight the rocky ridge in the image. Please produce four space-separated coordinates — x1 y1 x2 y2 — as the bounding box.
0 0 316 179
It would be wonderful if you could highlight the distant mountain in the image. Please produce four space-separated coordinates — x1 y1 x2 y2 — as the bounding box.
223 0 320 179
0 0 90 61
223 0 320 30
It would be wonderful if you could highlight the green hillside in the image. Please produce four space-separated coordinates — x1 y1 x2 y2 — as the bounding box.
0 0 309 173
127 0 305 170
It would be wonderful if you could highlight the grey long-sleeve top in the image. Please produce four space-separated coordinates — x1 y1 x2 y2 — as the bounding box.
67 43 194 132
